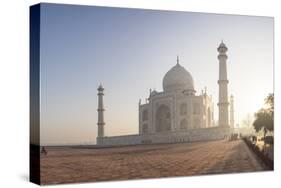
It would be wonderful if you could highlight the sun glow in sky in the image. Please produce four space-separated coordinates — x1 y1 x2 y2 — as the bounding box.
39 3 273 145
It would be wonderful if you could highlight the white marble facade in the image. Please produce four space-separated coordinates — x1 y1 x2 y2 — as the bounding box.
139 57 215 135
97 42 232 146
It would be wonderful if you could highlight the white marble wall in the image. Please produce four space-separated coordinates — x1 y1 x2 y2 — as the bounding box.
139 90 214 134
98 127 231 146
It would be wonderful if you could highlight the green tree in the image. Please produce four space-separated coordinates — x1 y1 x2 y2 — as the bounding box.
253 93 274 139
265 93 274 115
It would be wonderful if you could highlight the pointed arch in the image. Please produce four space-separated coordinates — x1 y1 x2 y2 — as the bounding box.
156 104 171 132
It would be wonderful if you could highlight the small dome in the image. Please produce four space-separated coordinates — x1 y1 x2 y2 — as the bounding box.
163 61 195 92
217 41 228 52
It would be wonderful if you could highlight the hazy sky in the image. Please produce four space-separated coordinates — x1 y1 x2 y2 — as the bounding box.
40 3 273 145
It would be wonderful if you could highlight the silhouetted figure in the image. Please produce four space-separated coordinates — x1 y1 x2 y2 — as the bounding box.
41 146 48 155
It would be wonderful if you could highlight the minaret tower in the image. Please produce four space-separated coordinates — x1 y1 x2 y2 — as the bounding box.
97 84 105 144
230 95 234 128
217 41 229 127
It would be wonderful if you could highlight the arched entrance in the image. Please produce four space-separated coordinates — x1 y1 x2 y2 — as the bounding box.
142 123 148 134
156 104 171 132
180 119 188 129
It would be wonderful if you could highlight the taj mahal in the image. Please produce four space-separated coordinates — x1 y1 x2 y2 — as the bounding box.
96 41 235 146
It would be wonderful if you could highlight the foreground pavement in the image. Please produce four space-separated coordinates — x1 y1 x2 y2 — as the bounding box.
40 139 268 185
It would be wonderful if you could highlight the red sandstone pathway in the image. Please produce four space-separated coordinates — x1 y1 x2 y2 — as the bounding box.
40 140 267 185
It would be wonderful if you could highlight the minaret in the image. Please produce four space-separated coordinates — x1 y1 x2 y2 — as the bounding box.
217 41 229 127
97 84 105 144
230 95 234 128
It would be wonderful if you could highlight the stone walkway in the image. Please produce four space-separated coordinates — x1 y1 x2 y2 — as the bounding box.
40 140 267 185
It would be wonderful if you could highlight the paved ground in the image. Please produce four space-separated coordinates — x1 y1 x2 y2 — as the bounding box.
40 139 268 185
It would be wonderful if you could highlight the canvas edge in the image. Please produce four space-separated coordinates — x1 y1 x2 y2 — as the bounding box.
29 3 41 185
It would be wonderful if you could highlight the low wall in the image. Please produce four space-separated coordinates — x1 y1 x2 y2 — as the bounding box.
97 134 142 146
243 137 273 170
97 127 231 146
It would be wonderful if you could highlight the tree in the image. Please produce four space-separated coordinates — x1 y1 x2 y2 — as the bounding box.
253 109 273 137
265 93 274 116
253 93 274 139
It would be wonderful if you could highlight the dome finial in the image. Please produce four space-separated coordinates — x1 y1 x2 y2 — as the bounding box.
98 83 104 91
218 40 228 52
176 55 179 65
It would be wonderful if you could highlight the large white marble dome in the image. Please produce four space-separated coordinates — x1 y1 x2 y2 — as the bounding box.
163 61 195 93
